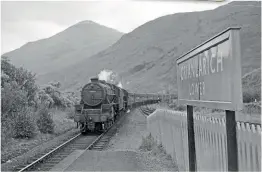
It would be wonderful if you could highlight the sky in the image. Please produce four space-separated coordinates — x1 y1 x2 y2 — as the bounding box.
1 0 231 54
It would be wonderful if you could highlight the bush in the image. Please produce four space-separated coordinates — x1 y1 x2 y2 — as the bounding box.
243 87 261 103
41 83 77 109
211 108 224 113
36 90 54 108
66 107 75 119
1 82 28 114
1 114 14 147
139 134 156 151
37 106 55 134
11 108 37 139
176 105 187 111
168 102 187 111
242 103 261 114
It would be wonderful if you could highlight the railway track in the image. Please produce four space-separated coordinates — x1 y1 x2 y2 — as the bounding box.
139 106 156 116
16 111 127 172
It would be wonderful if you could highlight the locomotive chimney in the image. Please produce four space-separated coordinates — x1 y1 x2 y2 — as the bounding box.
90 77 99 82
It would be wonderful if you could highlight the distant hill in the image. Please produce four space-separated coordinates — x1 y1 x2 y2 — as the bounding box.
34 2 262 94
242 68 261 102
3 21 123 75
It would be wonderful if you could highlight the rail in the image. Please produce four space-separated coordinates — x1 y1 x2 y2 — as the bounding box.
17 133 81 172
16 112 126 171
139 106 156 116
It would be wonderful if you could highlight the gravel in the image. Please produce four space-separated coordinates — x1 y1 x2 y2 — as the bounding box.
106 108 178 171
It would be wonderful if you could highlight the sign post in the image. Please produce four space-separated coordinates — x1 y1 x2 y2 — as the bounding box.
176 27 243 171
187 105 196 171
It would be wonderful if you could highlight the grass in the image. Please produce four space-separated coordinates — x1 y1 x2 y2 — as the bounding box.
139 134 178 170
1 133 53 163
139 134 171 158
50 108 76 135
1 129 79 172
1 108 76 163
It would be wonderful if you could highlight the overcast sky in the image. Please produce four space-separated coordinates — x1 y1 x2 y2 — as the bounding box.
1 0 230 54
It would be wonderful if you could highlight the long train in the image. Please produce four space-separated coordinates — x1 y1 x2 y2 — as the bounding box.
74 77 163 133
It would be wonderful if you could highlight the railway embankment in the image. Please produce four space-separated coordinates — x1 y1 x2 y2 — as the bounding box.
1 111 79 172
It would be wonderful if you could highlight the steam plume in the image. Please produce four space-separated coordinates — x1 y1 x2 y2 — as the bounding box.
117 82 123 88
98 69 113 82
98 69 123 88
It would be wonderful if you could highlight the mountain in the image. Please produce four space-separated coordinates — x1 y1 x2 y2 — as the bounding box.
242 68 261 102
3 21 123 75
37 1 262 94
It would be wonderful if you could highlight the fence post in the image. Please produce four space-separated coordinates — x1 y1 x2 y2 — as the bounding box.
225 110 238 171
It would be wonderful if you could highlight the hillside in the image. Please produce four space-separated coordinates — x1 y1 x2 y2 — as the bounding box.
39 1 261 93
242 68 261 102
3 21 123 75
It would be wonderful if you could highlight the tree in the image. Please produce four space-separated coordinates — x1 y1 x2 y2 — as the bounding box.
1 57 38 106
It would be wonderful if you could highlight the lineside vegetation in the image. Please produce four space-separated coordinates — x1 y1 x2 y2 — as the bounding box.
1 57 79 149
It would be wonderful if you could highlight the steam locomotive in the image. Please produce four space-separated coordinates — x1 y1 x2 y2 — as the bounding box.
74 77 128 133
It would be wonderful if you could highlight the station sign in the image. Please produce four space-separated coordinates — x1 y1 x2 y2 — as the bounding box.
176 27 243 110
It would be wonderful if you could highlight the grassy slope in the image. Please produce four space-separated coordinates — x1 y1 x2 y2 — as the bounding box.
242 68 261 90
38 1 261 94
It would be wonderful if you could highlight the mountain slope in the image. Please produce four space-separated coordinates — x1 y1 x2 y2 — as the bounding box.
39 1 261 93
3 21 123 75
242 68 261 102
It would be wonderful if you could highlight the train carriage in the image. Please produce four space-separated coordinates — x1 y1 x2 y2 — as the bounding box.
122 89 128 110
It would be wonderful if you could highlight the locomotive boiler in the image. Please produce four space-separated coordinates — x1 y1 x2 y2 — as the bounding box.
74 77 128 133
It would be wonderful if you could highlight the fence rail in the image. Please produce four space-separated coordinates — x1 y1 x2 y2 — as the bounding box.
147 109 261 171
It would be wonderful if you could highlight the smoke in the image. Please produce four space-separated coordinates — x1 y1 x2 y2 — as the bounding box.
117 82 123 88
98 69 123 88
98 69 113 82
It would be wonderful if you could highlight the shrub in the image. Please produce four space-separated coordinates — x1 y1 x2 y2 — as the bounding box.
11 108 37 139
242 103 261 114
1 114 14 147
66 107 75 119
37 106 55 134
139 134 156 151
41 84 77 109
175 104 186 111
211 108 224 113
36 90 54 108
65 91 79 105
1 82 28 114
243 87 261 103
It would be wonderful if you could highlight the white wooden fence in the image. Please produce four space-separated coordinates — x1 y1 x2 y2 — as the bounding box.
147 109 261 171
